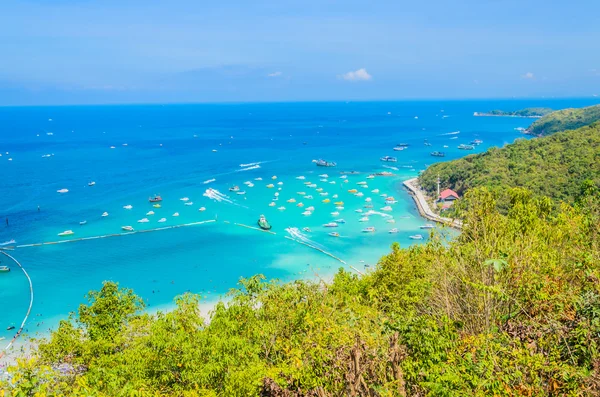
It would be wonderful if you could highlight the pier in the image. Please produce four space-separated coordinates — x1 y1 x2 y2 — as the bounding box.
403 178 462 230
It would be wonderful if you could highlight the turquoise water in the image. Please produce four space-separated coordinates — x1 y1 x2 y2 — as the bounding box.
1 99 597 344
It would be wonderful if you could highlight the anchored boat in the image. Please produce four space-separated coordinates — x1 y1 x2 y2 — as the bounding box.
257 215 272 230
315 159 337 167
149 195 162 203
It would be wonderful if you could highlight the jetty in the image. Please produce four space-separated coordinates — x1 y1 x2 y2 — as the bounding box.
403 178 462 230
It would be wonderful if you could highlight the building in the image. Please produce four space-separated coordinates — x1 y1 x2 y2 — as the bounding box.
438 188 460 207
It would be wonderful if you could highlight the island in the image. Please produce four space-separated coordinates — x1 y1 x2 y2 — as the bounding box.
526 103 600 136
473 107 554 118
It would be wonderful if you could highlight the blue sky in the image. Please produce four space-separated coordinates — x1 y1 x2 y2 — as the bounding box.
1 0 599 105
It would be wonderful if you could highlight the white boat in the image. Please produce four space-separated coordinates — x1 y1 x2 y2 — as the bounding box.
296 176 306 180
320 192 329 196
389 228 399 233
158 218 166 223
387 219 396 223
420 224 435 229
371 189 380 193
410 234 424 240
180 197 190 201
302 211 312 216
365 197 372 202
184 202 193 206
110 146 116 149
277 206 286 211
138 218 149 223
272 176 278 180
247 183 254 188
88 181 96 186
306 206 315 211
335 219 346 224
329 181 336 184
122 226 134 231
57 188 69 193
355 192 364 197
287 198 296 203
316 188 323 192
101 212 109 217
0 266 10 272
255 177 263 181
173 212 180 217
236 191 246 195
146 211 155 216
355 209 363 213
336 206 344 210
308 184 317 188
297 191 306 195
319 174 329 178
244 181 252 185
332 194 338 199
361 227 375 233
199 207 206 212
266 184 275 188
340 175 347 179
329 232 340 237
357 181 367 185
269 202 276 207
302 227 311 232
323 222 338 228
274 192 280 197
366 175 375 179
79 220 87 225
203 179 216 184
58 230 74 237
381 206 393 211
304 195 313 199
364 204 373 209
277 182 283 186
359 217 369 222
320 179 328 182
123 205 133 210
331 211 339 216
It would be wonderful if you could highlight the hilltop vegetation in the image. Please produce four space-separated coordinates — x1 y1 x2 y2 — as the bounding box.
2 186 600 396
527 104 600 136
475 107 553 117
419 122 600 209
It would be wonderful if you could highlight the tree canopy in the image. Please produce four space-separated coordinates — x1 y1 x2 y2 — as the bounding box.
527 104 600 136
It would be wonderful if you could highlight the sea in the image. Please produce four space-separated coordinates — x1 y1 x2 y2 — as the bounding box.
1 99 598 348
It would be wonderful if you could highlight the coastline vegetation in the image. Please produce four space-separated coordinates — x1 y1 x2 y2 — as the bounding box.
474 107 553 118
2 185 600 396
419 122 600 212
527 104 600 136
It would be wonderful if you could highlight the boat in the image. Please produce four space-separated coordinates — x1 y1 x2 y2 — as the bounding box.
172 212 180 217
236 191 246 195
272 176 277 180
319 192 328 196
389 228 399 233
319 174 329 178
88 181 96 186
228 185 241 192
287 198 296 203
371 189 380 193
365 197 372 202
57 188 69 193
331 211 340 216
0 266 10 272
153 204 161 208
158 218 166 223
255 177 263 181
359 217 369 222
203 178 216 184
138 218 149 223
376 171 394 176
387 219 396 223
322 199 330 203
458 144 475 150
315 159 337 167
385 196 396 201
302 227 311 232
122 226 134 231
146 211 155 216
123 205 133 210
184 202 193 206
199 207 206 211
396 143 410 148
355 192 364 197
149 195 162 202
257 215 272 230
335 219 346 224
102 212 109 217
297 191 307 195
269 202 276 207
266 184 275 188
6 325 15 330
320 179 328 182
79 221 87 225
58 230 74 237
393 146 405 151
470 139 483 145
306 206 315 211
323 222 338 228
334 201 344 206
329 232 340 237
296 176 306 180
304 195 313 199
366 175 375 179
348 189 358 193
277 206 286 211
430 151 445 157
361 227 375 233
180 197 190 202
302 211 312 216
380 156 397 162
420 224 435 229
355 209 363 213
409 234 424 240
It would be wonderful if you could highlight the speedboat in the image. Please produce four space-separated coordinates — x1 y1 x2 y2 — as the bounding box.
297 191 307 195
102 212 109 217
371 189 380 193
389 228 399 233
302 211 312 216
316 188 323 192
58 230 74 237
329 181 336 184
323 222 338 228
329 232 340 237
0 266 10 273
255 177 263 181
334 201 344 206
361 227 375 233
430 151 445 157
184 202 193 206
332 194 338 199
272 176 277 180
158 218 166 223
88 181 96 186
470 139 483 145
180 197 190 202
277 206 286 211
365 197 372 202
236 191 246 195
199 207 206 212
277 182 283 186
122 226 134 232
420 224 435 229
204 178 216 184
123 205 133 210
340 175 348 179
458 144 475 150
385 196 396 202
315 159 337 167
319 174 329 178
228 185 240 192
138 218 149 223
357 181 367 185
320 179 328 182
57 188 69 193
393 146 405 151
359 217 369 222
380 156 397 162
304 195 313 199
364 204 374 209
172 212 180 217
410 234 424 240
331 211 340 216
146 211 155 216
319 192 328 196
335 219 346 224
296 176 306 180
258 215 272 230
308 184 317 188
149 195 162 202
355 209 363 213
79 220 87 226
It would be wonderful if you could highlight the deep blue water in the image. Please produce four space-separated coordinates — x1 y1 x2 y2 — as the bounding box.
0 99 598 347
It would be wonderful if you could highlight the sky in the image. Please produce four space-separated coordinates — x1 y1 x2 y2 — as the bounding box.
0 0 599 105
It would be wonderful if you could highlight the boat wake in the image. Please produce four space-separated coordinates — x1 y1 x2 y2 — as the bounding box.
439 131 460 136
0 239 16 246
237 164 261 172
285 227 329 250
382 165 399 171
203 188 233 204
363 210 393 218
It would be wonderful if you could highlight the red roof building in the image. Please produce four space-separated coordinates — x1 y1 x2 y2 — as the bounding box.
439 189 460 201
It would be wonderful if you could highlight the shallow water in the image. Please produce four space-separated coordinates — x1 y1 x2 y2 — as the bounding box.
1 99 597 345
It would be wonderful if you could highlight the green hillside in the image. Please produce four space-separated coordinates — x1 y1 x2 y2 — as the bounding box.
419 122 600 208
2 188 600 395
527 104 600 136
476 107 553 117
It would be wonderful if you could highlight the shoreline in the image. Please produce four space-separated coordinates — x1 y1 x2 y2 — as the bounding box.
473 113 542 118
402 178 462 230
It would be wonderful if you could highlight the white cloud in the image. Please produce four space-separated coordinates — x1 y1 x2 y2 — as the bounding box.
267 71 282 77
339 68 372 82
522 72 535 79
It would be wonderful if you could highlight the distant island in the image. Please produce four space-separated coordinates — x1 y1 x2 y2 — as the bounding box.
473 107 554 118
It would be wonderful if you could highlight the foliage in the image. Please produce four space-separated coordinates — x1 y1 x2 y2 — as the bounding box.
2 188 600 396
419 122 600 210
527 104 600 136
481 107 554 117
